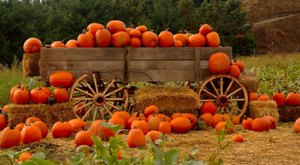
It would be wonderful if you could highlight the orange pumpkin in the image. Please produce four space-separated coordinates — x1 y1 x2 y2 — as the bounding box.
53 87 68 103
170 117 191 133
286 92 300 106
144 105 159 117
249 92 258 101
21 125 42 144
215 121 235 134
69 119 87 132
200 101 217 115
111 31 130 47
66 39 78 48
129 29 141 38
25 116 41 124
130 37 142 47
258 94 271 101
211 114 226 127
106 20 126 34
131 119 149 135
158 30 174 47
141 31 158 47
206 32 220 47
75 130 94 147
171 112 183 120
231 59 245 72
95 28 111 47
146 130 162 144
262 116 277 129
127 128 145 148
23 37 42 53
12 87 30 104
31 121 48 138
173 33 188 46
272 92 286 107
30 87 50 104
199 113 214 127
183 113 198 129
49 71 74 88
0 125 21 148
17 152 32 162
232 134 244 142
198 24 212 35
187 34 206 47
77 31 95 47
208 52 230 74
15 123 25 131
108 116 125 129
173 40 183 47
111 111 131 129
52 121 73 138
158 121 171 134
252 118 270 132
294 118 300 133
136 25 147 33
148 116 161 131
87 22 104 35
127 112 147 128
10 84 21 103
51 41 65 48
229 65 241 78
90 120 115 141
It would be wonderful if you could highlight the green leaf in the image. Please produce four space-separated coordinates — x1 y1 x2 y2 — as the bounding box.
100 122 123 133
164 148 179 164
22 157 56 165
32 151 46 159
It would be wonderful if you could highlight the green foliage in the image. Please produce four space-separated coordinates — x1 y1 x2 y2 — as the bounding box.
0 0 254 66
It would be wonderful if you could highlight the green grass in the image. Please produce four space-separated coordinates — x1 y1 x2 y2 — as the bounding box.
240 53 300 95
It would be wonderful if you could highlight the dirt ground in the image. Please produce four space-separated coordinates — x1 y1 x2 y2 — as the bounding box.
241 0 300 54
0 122 299 164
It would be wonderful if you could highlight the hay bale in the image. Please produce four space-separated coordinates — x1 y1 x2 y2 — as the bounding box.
278 105 300 122
133 86 200 115
239 71 260 92
22 53 40 77
249 100 279 121
6 102 75 126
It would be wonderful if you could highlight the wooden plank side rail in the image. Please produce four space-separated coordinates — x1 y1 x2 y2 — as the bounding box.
39 47 232 83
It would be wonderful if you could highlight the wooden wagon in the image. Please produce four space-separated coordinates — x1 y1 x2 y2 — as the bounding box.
38 47 248 120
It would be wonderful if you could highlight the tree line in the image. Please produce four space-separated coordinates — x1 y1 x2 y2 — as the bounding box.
0 0 255 66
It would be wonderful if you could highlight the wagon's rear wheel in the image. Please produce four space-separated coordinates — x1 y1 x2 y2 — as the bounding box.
199 74 248 118
69 72 129 121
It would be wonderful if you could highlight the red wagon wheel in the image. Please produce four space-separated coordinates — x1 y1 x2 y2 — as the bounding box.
199 74 248 118
69 72 129 121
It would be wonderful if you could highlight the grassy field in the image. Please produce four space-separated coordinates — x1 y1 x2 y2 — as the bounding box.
0 52 299 107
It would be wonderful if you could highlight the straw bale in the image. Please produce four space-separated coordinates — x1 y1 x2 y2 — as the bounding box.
249 100 279 121
133 86 200 115
239 71 260 92
6 102 75 126
22 53 40 77
278 105 300 122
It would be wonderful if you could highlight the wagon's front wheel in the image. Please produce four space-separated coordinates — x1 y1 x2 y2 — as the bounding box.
199 74 248 118
69 72 129 121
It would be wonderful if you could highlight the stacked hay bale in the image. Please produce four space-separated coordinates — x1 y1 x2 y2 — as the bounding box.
239 71 260 93
133 86 200 115
249 100 279 121
22 53 40 77
6 103 75 126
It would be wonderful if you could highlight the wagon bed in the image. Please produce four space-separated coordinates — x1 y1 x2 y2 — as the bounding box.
38 46 248 121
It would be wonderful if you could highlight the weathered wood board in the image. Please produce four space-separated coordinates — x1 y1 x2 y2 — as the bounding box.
39 47 232 82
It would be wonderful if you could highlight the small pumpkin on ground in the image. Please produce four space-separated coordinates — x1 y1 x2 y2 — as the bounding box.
170 117 191 133
0 125 21 148
75 130 94 147
21 124 42 144
127 128 145 148
52 121 73 138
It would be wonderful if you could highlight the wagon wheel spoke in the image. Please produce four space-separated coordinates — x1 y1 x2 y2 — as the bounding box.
82 104 95 121
82 78 96 95
224 107 231 114
219 107 225 113
74 101 93 112
106 98 125 101
103 104 114 116
202 89 217 98
210 81 220 96
199 99 215 102
227 88 242 98
229 98 245 102
220 77 224 95
224 79 234 95
72 97 93 101
93 73 99 94
105 87 124 97
75 87 94 97
93 106 98 121
103 79 116 95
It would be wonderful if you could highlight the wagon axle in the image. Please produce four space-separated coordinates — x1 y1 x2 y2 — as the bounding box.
216 95 230 107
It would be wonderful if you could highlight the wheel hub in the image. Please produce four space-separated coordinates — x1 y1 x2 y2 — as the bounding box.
216 95 229 107
93 94 106 106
